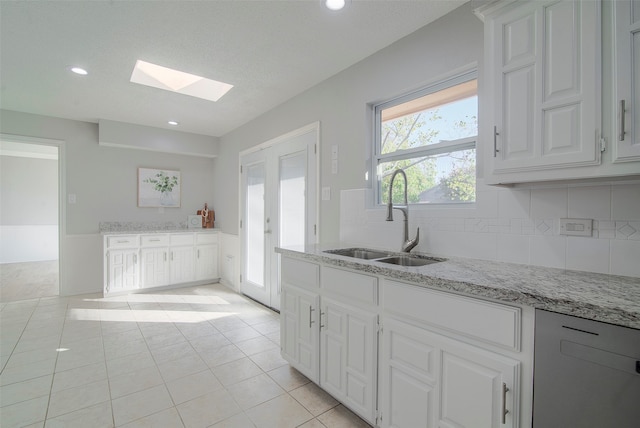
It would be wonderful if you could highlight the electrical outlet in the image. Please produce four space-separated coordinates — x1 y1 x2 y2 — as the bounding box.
559 218 592 236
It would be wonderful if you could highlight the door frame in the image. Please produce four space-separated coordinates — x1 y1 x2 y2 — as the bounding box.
0 133 66 297
238 122 320 308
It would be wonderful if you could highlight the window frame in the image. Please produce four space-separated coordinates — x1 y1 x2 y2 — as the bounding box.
372 69 478 207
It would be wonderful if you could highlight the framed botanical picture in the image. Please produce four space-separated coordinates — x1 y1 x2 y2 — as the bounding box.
138 168 181 207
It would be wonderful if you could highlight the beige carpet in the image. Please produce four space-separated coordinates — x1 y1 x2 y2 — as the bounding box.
0 260 59 302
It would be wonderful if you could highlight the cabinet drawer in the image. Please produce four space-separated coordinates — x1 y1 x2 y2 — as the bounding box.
141 234 169 247
281 257 319 291
321 266 377 306
196 232 218 245
170 233 194 246
383 279 521 351
106 235 139 249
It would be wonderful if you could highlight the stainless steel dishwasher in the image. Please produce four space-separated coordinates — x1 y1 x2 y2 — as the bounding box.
533 309 640 427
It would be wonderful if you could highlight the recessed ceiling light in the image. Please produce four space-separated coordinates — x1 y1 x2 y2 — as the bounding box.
70 67 88 75
168 121 179 126
325 0 346 11
130 60 233 102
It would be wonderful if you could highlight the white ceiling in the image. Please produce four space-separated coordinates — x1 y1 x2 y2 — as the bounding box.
0 0 467 138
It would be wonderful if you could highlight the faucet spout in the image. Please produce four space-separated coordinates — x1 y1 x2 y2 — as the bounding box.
386 169 419 253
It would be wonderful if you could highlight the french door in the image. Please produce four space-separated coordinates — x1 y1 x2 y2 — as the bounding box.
240 124 318 310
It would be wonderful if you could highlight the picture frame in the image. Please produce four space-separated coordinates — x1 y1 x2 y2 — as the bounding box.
138 168 181 208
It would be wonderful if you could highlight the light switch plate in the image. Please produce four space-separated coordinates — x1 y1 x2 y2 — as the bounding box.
322 186 331 201
559 218 592 236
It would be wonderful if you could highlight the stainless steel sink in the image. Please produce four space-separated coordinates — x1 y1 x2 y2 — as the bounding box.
323 248 390 260
376 255 443 267
324 248 445 267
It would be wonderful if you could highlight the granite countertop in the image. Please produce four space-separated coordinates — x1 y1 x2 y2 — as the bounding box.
276 243 640 330
101 228 220 235
99 221 219 235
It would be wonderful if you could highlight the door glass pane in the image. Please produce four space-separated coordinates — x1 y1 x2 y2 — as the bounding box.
279 151 306 247
246 162 265 287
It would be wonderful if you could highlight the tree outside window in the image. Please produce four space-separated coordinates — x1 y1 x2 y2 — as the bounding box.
375 73 478 205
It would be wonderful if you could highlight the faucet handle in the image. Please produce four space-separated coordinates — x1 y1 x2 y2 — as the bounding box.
402 227 420 253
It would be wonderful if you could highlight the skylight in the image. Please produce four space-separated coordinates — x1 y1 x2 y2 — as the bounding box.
130 60 233 102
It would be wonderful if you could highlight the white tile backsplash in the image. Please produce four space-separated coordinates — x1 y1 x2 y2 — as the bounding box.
530 235 567 269
530 188 568 219
568 185 611 219
497 188 530 219
611 184 640 221
566 237 610 274
610 240 640 277
496 234 530 264
340 182 640 277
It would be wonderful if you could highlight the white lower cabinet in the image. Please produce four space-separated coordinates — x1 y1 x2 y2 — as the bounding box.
280 257 378 425
379 317 519 428
169 246 195 284
280 256 533 428
103 231 219 296
320 297 377 422
195 244 219 281
141 247 170 288
106 249 139 294
281 284 320 383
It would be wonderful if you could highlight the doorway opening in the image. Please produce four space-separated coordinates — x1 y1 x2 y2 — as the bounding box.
0 137 61 302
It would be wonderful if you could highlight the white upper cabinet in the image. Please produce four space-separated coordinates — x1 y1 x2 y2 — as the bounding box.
614 0 640 162
478 0 602 184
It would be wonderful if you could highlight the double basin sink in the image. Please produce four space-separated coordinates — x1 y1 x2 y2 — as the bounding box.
324 248 445 267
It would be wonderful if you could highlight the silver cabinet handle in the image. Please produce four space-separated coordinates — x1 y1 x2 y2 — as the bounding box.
164 252 167 262
320 311 326 330
171 252 174 261
197 249 200 258
502 382 509 424
309 307 315 328
149 238 161 242
620 99 627 141
494 125 500 157
117 240 129 244
133 254 137 264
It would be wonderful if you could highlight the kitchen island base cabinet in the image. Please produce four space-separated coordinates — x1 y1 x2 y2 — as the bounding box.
379 317 519 428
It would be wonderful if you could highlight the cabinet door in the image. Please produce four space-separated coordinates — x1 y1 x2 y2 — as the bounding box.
380 318 519 428
170 246 195 284
614 0 640 161
430 330 519 428
107 249 139 294
487 0 600 180
195 244 218 281
320 297 377 424
141 247 169 288
280 284 319 383
379 318 438 428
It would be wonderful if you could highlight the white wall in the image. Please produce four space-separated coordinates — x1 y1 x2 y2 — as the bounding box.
214 3 483 240
214 2 640 278
0 110 218 295
0 154 59 262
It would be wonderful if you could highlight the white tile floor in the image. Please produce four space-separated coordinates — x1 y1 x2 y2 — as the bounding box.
0 284 372 428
